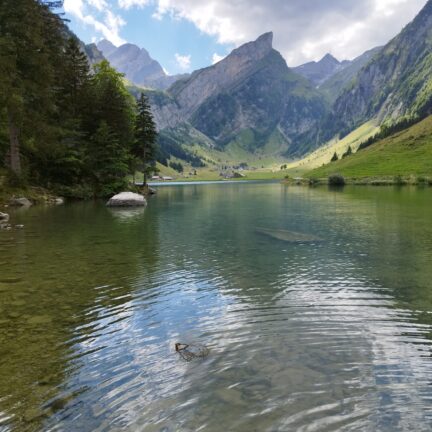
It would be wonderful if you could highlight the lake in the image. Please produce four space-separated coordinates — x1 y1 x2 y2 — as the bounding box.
1 182 432 431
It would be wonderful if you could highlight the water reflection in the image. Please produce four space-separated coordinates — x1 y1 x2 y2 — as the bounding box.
1 185 432 431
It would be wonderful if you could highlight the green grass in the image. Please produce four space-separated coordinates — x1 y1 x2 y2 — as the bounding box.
286 120 379 175
308 115 432 179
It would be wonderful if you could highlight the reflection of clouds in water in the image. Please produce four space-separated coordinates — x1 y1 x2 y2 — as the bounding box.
108 207 146 222
46 268 233 430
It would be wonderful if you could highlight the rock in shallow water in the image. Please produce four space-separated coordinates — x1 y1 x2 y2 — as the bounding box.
0 212 9 222
256 227 323 243
106 192 147 207
9 197 32 207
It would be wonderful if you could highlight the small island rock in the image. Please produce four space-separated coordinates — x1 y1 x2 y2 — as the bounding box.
9 197 32 207
106 192 147 207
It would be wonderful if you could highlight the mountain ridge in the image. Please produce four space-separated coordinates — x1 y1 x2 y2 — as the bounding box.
97 39 187 90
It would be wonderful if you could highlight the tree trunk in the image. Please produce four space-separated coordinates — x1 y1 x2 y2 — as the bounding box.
8 111 21 176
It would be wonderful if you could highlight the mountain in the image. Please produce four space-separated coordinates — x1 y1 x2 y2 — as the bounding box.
97 39 187 90
148 32 329 159
330 0 432 137
83 43 105 65
293 53 349 86
319 47 382 103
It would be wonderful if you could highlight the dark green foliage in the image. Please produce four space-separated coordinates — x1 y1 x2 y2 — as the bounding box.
342 146 353 158
156 132 205 168
133 93 158 184
169 161 184 173
328 174 346 186
331 152 339 162
0 1 158 197
88 121 129 196
358 117 421 151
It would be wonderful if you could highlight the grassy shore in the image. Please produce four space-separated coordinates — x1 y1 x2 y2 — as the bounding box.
307 115 432 180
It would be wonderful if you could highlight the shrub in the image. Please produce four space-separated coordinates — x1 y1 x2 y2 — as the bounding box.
328 174 346 186
393 175 405 185
330 152 339 162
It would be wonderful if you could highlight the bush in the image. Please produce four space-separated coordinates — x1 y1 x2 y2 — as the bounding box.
393 175 405 185
328 174 346 186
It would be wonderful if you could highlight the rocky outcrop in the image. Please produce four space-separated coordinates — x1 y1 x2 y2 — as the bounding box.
150 32 329 157
106 192 147 207
9 197 32 207
97 40 186 90
319 47 382 103
330 0 432 135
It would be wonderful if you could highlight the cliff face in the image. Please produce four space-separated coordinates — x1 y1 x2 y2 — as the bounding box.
149 33 329 157
331 0 432 133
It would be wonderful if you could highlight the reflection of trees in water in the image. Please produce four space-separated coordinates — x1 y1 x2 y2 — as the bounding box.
0 202 160 431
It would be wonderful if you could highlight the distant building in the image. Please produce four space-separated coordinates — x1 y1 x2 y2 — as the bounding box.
162 176 173 181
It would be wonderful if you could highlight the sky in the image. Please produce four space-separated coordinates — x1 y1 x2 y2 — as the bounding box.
64 0 429 75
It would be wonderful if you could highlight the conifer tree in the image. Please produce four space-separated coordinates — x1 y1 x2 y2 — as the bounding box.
133 93 158 185
331 152 339 162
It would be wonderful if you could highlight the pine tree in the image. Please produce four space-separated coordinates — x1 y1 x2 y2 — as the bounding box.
133 93 158 185
88 121 129 196
342 146 352 159
331 152 339 162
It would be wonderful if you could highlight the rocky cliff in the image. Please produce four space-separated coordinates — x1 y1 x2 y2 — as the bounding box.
149 32 329 157
330 0 432 135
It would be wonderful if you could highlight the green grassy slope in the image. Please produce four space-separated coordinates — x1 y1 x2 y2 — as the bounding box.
308 115 432 178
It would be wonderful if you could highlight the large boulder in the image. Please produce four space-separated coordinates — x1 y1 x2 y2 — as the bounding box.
106 192 147 207
9 197 32 207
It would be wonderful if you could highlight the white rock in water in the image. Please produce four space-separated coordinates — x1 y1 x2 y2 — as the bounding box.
0 212 9 222
106 192 147 207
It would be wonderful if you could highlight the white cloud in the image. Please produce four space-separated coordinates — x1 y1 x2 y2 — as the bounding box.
66 0 429 67
64 0 126 46
175 53 192 70
147 0 428 66
118 0 151 9
212 53 225 64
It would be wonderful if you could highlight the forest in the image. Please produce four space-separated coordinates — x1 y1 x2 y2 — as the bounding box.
0 0 157 198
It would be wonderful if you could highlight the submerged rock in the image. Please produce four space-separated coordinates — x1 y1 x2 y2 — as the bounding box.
256 228 322 243
106 192 147 207
175 342 210 361
9 197 32 207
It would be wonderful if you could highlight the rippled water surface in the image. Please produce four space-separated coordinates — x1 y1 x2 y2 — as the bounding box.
1 183 432 431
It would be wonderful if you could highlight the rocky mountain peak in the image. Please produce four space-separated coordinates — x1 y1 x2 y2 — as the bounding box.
97 39 117 57
321 53 340 66
230 32 274 62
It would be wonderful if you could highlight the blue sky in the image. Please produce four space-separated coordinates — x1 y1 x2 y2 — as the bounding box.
64 0 428 75
64 1 233 74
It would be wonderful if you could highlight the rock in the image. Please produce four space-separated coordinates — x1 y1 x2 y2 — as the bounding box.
256 228 323 243
0 212 9 222
55 197 64 205
15 225 24 229
106 192 147 207
148 187 157 195
9 197 32 207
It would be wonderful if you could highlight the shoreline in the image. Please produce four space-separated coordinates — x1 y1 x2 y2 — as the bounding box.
284 175 432 187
